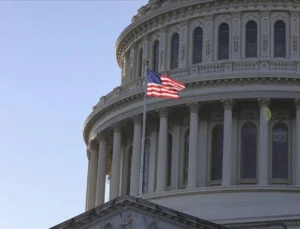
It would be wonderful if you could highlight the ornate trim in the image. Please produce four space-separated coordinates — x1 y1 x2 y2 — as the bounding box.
222 99 235 110
258 98 270 108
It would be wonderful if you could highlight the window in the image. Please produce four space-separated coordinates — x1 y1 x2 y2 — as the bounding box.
138 48 143 78
142 138 150 193
193 27 203 64
245 21 257 58
240 122 257 180
272 122 288 180
274 20 286 57
218 23 230 60
166 133 172 187
171 33 179 69
153 40 159 72
126 146 132 194
211 124 224 181
183 131 189 186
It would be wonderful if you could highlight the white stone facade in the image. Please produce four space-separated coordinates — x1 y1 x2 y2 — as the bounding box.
83 0 300 228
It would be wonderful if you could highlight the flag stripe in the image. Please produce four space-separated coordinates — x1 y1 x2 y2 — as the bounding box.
146 69 185 100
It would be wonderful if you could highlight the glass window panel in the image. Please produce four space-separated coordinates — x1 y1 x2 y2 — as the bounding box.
142 138 150 193
245 21 257 58
241 122 257 179
272 122 288 179
193 27 203 64
153 41 159 72
274 20 286 57
211 124 224 181
171 33 179 69
183 131 189 185
166 133 172 187
138 48 143 78
218 23 229 60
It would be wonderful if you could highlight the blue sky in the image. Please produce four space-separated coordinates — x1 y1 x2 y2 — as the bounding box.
0 1 147 228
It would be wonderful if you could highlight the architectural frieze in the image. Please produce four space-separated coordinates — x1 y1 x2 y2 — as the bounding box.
116 0 300 66
84 76 300 145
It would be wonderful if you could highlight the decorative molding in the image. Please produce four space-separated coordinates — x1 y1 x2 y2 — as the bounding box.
157 107 169 118
181 43 185 60
257 98 270 108
131 114 142 125
188 102 202 113
295 99 300 110
222 99 235 110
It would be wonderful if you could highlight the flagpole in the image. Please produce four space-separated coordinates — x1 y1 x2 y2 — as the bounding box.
139 60 148 197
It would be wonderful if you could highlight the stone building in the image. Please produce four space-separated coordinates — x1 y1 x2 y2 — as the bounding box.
51 0 300 228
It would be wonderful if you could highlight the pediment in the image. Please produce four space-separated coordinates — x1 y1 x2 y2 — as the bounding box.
51 195 229 229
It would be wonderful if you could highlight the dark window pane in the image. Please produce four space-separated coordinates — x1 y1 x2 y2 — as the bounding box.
193 27 203 64
274 20 286 57
211 124 223 181
245 21 257 58
166 133 172 187
183 131 189 185
218 23 229 60
138 48 143 78
127 147 132 194
241 122 257 179
272 122 288 179
171 33 179 69
153 41 159 72
142 138 150 193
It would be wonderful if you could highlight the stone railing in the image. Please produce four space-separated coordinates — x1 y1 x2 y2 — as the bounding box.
87 59 300 125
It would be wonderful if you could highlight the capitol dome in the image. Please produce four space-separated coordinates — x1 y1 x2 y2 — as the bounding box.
83 0 300 228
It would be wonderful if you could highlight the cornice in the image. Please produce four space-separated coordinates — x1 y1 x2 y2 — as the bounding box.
115 0 300 67
83 75 300 145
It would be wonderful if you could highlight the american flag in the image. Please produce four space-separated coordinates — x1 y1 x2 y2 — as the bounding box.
146 69 185 99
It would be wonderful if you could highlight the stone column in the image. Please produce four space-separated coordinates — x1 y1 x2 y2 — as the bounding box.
110 123 122 200
130 115 142 196
156 108 169 192
96 133 107 206
148 125 158 194
187 103 201 189
221 99 234 186
171 123 180 190
295 99 300 186
86 142 98 210
258 98 270 185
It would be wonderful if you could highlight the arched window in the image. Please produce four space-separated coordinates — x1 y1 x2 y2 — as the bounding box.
166 133 172 187
171 33 179 69
183 131 189 186
218 23 230 60
245 21 257 58
274 20 286 57
126 146 132 194
142 137 150 193
272 122 288 180
153 40 159 72
211 124 224 181
240 122 257 180
193 27 203 64
138 48 143 78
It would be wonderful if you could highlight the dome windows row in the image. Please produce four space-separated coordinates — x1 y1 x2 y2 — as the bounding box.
121 13 293 84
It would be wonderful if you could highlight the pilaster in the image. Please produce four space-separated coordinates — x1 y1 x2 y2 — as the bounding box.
204 15 213 63
179 21 188 68
232 12 241 60
159 28 167 72
260 11 270 58
171 120 181 190
290 12 299 59
96 132 107 206
86 141 98 210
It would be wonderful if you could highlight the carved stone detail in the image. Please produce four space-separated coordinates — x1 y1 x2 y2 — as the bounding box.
160 50 164 68
222 99 235 110
233 35 239 52
188 102 202 113
143 216 158 229
100 222 112 229
120 212 132 228
113 122 122 133
292 35 298 52
257 98 270 108
205 39 211 56
262 35 268 51
181 43 185 60
131 114 142 125
157 107 169 118
295 99 300 110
